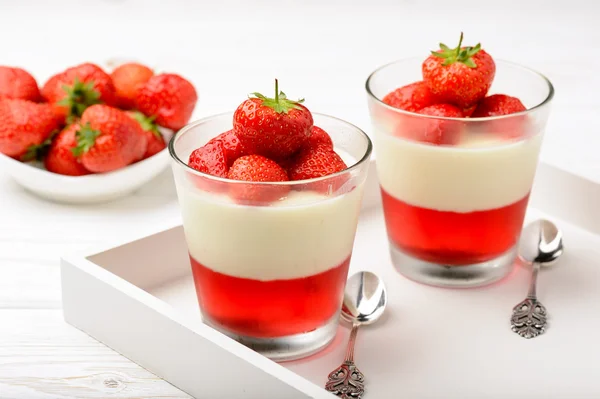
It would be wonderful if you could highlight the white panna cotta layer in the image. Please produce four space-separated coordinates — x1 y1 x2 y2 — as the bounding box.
176 179 364 281
374 131 543 213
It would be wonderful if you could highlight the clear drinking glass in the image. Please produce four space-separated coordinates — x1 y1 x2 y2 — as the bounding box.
169 112 372 361
366 58 554 288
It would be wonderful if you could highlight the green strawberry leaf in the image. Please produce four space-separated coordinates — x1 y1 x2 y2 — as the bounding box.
21 129 60 162
249 79 305 114
431 32 481 69
130 111 162 138
58 77 102 122
72 122 101 157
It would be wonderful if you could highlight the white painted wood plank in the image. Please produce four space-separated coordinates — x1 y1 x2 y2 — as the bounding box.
0 310 190 399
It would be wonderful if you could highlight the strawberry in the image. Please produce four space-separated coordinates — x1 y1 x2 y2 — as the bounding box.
44 123 90 176
72 105 147 173
0 66 41 102
288 145 348 194
41 63 117 123
0 99 60 159
227 154 289 203
382 81 439 112
471 94 526 117
422 33 496 109
111 63 154 109
472 94 528 140
411 103 464 145
127 111 166 160
134 73 197 131
289 146 347 181
233 79 313 159
188 141 229 178
206 130 252 166
303 126 333 150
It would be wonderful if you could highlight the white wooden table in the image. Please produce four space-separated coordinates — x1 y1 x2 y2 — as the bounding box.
1 0 599 397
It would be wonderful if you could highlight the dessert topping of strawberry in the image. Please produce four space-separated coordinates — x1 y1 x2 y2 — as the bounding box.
188 140 229 178
382 81 440 112
422 32 495 109
471 94 526 117
409 103 464 145
227 154 289 203
288 145 347 181
233 79 313 159
206 129 252 166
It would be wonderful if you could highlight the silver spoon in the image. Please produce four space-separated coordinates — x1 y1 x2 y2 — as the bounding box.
511 219 563 339
325 271 387 398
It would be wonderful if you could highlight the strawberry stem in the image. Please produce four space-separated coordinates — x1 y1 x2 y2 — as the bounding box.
250 79 305 114
72 122 101 157
58 77 102 123
431 32 481 69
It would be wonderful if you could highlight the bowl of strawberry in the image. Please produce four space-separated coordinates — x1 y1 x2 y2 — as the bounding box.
0 61 198 203
169 80 372 360
365 32 555 288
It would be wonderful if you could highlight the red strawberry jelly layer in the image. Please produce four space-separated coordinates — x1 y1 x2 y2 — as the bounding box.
190 256 351 338
381 188 530 265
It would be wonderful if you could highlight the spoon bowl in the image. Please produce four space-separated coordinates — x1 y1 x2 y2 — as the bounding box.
341 271 388 326
518 219 564 267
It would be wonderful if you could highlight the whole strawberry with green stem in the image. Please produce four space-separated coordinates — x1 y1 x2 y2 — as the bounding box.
127 111 166 159
134 73 197 131
0 99 60 160
233 79 313 159
44 122 90 176
422 32 496 109
72 105 147 173
41 63 117 123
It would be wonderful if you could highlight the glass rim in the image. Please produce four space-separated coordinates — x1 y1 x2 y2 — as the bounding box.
168 110 373 186
365 57 555 122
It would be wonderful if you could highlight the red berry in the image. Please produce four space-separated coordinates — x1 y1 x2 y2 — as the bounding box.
288 145 348 193
382 81 439 112
206 130 252 166
111 63 154 109
403 103 465 145
472 94 528 140
471 94 526 117
422 33 496 109
0 66 41 102
135 73 198 131
188 141 229 178
303 126 333 150
233 79 313 159
44 123 90 176
41 63 117 123
0 99 60 160
227 154 289 203
74 105 147 173
126 111 166 160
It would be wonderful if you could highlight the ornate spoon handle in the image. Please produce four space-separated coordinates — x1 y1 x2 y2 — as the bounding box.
325 324 365 398
511 261 548 339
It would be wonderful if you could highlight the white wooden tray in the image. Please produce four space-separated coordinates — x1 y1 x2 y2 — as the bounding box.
61 159 600 399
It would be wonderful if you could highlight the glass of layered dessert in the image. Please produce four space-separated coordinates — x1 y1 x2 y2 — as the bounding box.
170 81 372 360
366 33 554 288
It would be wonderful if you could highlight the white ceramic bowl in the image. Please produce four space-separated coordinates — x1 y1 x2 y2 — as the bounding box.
0 129 173 204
